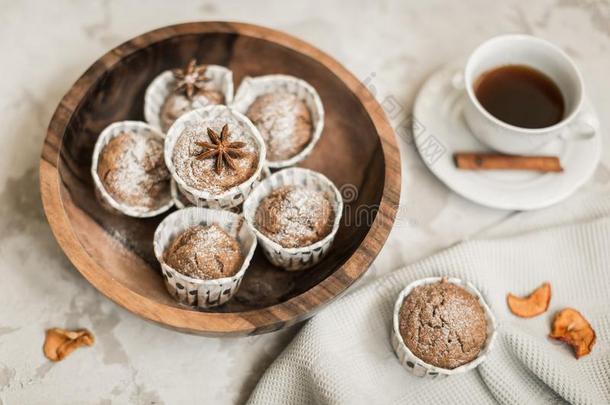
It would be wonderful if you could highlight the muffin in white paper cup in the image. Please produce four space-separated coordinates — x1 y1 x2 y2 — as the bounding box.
231 74 324 169
164 105 267 210
243 167 343 271
153 207 257 308
91 121 173 218
144 63 234 134
171 166 272 210
391 277 497 378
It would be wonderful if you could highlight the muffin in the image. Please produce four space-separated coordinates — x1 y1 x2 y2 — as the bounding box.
164 224 242 280
165 106 266 210
144 61 233 134
231 75 324 168
246 92 312 161
243 167 343 271
398 279 488 369
153 207 258 308
171 119 259 194
255 186 334 248
92 122 172 217
161 89 224 133
158 60 225 132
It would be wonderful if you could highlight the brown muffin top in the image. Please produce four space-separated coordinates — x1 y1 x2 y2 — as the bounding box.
398 279 488 369
255 186 334 248
163 224 242 280
97 131 170 210
246 92 312 162
171 118 259 194
160 89 224 133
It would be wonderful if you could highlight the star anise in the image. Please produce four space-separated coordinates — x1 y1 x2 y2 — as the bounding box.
172 59 211 99
195 124 247 174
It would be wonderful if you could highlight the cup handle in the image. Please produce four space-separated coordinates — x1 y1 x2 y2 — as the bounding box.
560 112 597 141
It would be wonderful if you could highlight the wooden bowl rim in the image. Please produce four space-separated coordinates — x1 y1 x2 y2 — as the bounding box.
39 21 401 336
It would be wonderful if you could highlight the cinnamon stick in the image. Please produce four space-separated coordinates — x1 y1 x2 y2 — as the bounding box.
454 153 563 172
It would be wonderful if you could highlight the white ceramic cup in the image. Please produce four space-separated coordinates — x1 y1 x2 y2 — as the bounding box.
461 34 595 155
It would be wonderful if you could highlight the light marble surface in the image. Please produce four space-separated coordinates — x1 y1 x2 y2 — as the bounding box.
1 0 609 404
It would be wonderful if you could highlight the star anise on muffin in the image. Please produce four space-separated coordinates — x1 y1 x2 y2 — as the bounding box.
195 124 247 174
172 59 211 99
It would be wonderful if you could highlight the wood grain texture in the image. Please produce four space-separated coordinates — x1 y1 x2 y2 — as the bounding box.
40 22 401 336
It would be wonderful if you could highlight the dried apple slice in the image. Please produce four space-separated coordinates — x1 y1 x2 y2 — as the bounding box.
43 328 95 362
550 308 596 359
507 282 551 318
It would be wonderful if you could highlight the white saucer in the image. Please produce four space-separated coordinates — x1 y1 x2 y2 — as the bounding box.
413 60 602 211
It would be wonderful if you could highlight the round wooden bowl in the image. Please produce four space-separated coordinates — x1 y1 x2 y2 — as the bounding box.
40 22 400 336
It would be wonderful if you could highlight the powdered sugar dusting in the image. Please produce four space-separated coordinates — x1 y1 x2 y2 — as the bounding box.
160 90 224 132
246 92 312 161
163 224 242 280
97 131 170 210
255 186 334 248
398 280 488 369
172 117 259 194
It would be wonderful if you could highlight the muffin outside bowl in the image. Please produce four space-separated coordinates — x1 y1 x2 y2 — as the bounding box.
243 167 343 271
391 277 497 378
153 207 257 308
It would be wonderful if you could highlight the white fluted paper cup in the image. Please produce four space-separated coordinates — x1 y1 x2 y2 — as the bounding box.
164 105 267 210
391 277 497 378
170 179 193 210
171 166 272 210
91 121 173 218
231 74 324 169
153 207 257 308
144 65 234 134
243 168 342 271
